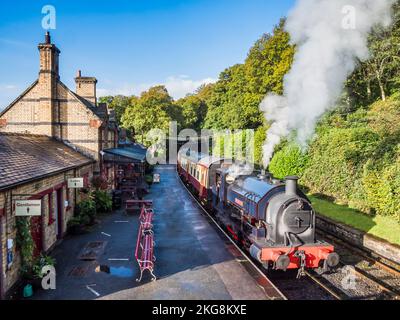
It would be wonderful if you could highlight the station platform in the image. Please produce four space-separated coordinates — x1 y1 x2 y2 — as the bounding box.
31 165 274 300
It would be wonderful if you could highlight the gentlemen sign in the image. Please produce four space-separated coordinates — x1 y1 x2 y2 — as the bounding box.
15 200 42 216
68 178 84 188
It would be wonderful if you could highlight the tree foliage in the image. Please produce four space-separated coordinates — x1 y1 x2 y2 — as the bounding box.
204 19 294 130
121 86 175 143
98 95 130 125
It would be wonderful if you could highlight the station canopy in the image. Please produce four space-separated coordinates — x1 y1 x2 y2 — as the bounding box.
102 144 147 163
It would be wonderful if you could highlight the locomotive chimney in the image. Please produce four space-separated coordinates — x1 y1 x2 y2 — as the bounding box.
285 176 299 196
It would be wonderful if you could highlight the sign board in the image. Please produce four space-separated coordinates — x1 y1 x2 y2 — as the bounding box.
153 174 161 183
15 200 42 216
68 178 84 188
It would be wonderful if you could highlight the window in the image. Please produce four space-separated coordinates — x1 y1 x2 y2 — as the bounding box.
83 173 89 188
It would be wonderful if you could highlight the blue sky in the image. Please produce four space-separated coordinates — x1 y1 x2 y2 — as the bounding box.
0 0 295 109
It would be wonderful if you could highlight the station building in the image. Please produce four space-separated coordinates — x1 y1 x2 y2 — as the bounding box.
0 32 120 298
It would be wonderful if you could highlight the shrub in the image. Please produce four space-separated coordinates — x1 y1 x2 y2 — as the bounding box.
32 254 56 279
93 190 112 213
16 217 35 276
145 174 154 185
76 198 96 224
269 143 308 179
363 159 400 221
301 96 400 222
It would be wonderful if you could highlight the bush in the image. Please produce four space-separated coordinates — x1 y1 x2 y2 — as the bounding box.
93 190 112 213
301 96 400 221
269 143 308 179
363 159 400 221
76 198 96 225
32 254 56 279
16 217 35 276
301 127 377 211
145 174 154 185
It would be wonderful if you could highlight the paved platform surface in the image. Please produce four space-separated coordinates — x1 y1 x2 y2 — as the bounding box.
32 165 267 300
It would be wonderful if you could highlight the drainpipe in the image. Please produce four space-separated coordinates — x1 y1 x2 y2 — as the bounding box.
0 209 5 299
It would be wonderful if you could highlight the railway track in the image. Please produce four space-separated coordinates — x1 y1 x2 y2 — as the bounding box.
316 231 400 300
177 170 400 300
177 171 340 300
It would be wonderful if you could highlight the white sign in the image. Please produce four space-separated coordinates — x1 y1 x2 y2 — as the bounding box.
68 178 84 188
15 200 42 216
153 174 161 183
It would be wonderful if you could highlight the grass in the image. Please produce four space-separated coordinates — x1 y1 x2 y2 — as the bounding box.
308 195 400 246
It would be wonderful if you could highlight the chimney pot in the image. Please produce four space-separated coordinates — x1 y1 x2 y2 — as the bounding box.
285 176 299 196
45 31 51 44
77 70 81 78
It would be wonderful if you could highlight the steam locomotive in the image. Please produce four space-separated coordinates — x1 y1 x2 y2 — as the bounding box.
177 147 339 276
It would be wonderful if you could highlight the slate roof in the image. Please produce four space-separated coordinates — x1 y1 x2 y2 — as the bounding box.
0 133 94 191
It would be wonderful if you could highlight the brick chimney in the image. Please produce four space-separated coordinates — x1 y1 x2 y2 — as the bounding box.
37 31 60 137
75 70 97 105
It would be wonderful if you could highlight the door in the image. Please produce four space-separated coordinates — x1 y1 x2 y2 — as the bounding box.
31 215 43 257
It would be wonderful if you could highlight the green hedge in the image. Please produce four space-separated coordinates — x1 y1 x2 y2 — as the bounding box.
269 143 308 179
268 97 400 222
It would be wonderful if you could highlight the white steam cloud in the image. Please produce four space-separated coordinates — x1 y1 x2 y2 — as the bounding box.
260 0 395 167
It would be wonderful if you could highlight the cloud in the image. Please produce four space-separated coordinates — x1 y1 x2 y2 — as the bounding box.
0 84 18 92
164 76 216 99
97 75 217 100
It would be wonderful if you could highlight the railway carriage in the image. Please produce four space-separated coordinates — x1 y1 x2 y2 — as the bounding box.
177 147 231 202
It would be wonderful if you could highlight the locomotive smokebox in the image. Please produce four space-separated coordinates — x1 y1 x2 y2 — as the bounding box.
285 176 299 196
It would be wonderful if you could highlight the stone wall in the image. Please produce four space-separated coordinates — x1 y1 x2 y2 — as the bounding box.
0 163 94 297
316 214 400 265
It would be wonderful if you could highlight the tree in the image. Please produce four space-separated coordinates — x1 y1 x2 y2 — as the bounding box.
347 1 400 104
177 95 207 131
121 86 174 144
98 95 131 125
203 20 294 131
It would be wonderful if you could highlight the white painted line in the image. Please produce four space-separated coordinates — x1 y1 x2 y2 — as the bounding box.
86 285 100 297
101 232 111 237
108 258 130 261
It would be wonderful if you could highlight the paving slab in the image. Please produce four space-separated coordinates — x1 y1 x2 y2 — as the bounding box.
31 165 267 300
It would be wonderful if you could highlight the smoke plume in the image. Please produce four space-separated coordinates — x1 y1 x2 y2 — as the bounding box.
260 0 395 167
